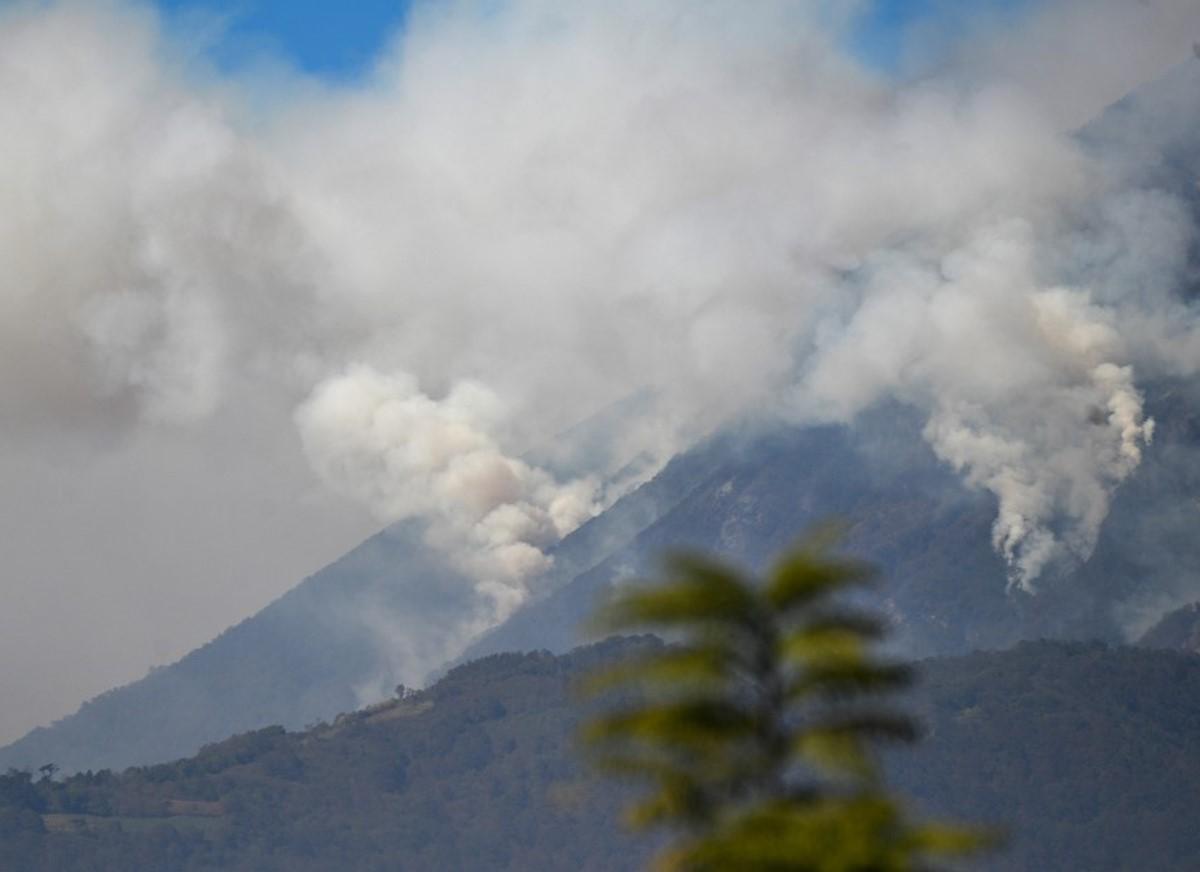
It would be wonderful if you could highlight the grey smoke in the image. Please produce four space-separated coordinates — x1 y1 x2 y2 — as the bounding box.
2 0 1200 739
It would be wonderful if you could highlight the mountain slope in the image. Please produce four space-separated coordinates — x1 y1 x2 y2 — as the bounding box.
0 523 475 773
1138 601 1200 652
0 435 709 775
465 407 1018 661
468 379 1200 662
7 375 1200 775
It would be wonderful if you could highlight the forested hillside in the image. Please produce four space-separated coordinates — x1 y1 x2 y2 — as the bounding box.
900 641 1200 871
4 637 1200 872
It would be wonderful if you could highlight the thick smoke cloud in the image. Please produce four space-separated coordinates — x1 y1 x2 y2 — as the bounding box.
296 366 600 618
0 1 317 436
799 221 1157 586
949 0 1200 128
2 0 1200 726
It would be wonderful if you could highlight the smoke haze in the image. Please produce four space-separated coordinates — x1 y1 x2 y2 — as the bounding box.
2 0 1200 742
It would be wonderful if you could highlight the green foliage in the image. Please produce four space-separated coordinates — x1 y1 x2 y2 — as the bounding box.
583 537 988 871
4 637 1200 870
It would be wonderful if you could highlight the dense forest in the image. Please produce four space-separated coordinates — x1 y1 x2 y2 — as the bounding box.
3 637 1200 871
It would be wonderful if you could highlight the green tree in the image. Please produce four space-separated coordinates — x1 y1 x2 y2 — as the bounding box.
582 533 990 871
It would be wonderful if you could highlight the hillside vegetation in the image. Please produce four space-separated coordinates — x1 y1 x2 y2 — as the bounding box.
3 638 1200 871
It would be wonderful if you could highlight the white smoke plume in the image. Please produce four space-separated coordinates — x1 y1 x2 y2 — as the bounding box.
1 0 1199 709
797 221 1157 587
296 365 600 619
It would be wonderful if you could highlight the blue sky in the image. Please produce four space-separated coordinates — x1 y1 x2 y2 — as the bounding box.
852 0 1031 70
156 0 415 77
154 0 1033 79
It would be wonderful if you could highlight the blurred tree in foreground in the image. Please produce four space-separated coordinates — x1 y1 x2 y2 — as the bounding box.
582 532 991 871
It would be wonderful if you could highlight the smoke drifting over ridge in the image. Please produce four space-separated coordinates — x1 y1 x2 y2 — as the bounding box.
3 0 1200 686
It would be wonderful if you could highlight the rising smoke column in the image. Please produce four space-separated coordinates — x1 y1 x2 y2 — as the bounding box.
797 220 1158 588
296 366 601 620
